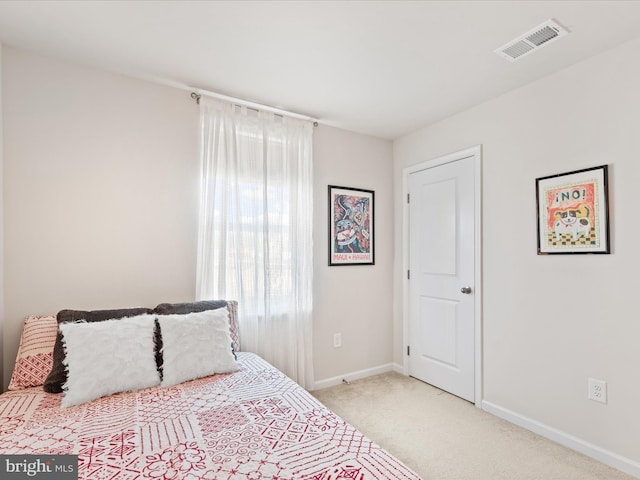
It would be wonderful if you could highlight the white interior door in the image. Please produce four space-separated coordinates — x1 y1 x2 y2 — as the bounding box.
408 154 476 402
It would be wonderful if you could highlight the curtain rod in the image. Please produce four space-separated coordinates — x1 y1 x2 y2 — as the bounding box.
89 69 318 125
190 91 318 127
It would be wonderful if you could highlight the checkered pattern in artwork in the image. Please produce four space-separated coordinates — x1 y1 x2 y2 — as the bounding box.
547 227 598 248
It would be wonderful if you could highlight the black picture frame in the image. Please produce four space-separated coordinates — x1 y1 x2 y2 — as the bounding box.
328 185 375 265
536 165 610 255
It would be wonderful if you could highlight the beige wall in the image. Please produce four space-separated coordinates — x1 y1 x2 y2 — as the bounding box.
393 37 640 471
312 125 394 384
1 46 396 390
1 47 200 388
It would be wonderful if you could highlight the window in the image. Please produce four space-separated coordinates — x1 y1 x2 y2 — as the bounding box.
196 98 314 387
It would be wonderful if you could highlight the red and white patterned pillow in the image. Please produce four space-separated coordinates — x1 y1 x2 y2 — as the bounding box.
8 314 57 390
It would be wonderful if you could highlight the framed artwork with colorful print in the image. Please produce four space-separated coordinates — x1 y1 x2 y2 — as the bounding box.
536 165 610 255
328 185 375 265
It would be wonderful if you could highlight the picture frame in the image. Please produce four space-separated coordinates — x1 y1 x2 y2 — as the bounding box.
328 185 375 265
536 165 610 255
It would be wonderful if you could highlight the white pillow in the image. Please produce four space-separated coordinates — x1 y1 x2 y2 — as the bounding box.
158 308 238 387
60 314 160 407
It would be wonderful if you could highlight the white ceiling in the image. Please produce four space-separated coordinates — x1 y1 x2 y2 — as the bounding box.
1 1 640 139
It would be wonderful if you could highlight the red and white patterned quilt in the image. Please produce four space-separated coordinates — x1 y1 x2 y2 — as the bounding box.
0 352 421 480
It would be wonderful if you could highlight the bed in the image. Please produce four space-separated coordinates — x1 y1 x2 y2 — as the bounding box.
0 303 421 480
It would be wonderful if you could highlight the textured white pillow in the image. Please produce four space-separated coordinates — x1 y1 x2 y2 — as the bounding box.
158 308 239 387
60 314 160 407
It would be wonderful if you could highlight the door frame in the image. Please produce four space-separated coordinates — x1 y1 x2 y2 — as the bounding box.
402 145 483 407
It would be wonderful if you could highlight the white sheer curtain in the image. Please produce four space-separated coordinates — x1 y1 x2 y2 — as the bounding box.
196 97 314 388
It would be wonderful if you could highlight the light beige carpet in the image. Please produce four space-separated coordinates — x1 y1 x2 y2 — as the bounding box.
311 372 635 480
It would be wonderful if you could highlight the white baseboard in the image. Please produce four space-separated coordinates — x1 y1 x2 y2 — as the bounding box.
311 363 396 391
391 362 405 374
482 400 640 479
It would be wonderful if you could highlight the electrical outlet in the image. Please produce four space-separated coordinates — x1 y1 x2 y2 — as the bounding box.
588 378 607 404
333 333 342 348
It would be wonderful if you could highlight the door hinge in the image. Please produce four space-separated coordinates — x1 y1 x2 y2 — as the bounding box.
407 193 410 204
407 270 410 280
407 345 410 356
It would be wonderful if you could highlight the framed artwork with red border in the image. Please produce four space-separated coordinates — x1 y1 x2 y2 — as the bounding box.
536 165 610 255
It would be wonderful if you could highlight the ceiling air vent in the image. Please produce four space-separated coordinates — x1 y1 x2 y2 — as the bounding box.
495 19 569 62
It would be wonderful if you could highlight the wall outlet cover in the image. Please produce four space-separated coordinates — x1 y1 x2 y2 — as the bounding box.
588 377 607 404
